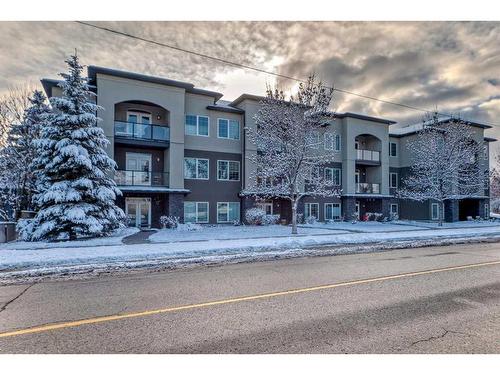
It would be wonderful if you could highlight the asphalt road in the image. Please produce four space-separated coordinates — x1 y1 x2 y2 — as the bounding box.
0 241 499 353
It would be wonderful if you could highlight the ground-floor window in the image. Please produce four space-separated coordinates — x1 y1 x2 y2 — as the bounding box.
217 202 240 223
390 203 399 215
325 203 341 221
485 203 489 218
431 203 440 220
257 202 273 215
304 203 319 220
184 202 209 223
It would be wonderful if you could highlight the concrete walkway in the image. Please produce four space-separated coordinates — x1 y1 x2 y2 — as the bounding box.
122 230 156 245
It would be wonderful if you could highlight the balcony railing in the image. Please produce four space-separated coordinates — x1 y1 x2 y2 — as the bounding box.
355 183 380 194
356 149 380 162
114 170 169 187
114 121 170 142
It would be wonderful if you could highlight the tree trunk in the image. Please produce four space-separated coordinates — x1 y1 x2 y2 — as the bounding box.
291 204 298 234
439 201 444 227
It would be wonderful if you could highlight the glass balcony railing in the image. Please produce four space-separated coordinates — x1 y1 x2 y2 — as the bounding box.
356 149 380 162
114 121 170 142
114 170 169 187
355 183 380 194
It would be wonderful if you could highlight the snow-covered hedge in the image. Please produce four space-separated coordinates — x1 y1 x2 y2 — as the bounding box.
160 215 179 229
245 208 266 225
262 214 280 225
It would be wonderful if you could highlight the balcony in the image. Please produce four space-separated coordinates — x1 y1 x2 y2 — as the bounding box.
356 183 380 194
114 121 170 147
114 170 169 187
356 149 380 165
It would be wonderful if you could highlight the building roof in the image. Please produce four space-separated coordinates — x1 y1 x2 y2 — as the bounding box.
484 137 497 142
207 99 244 114
87 66 223 101
229 94 265 107
389 117 493 138
334 112 396 125
40 78 97 97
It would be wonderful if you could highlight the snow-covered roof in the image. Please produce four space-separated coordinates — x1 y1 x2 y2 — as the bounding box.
207 100 244 114
389 116 493 138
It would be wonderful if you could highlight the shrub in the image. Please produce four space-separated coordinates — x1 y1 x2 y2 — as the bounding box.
160 215 180 229
305 215 317 225
389 212 399 221
297 213 304 224
262 214 280 225
245 207 266 225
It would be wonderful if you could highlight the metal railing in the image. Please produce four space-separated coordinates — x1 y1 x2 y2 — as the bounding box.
355 183 380 194
114 170 169 187
356 149 380 162
114 121 170 142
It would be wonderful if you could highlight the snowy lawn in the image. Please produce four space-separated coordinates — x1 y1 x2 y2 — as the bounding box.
0 227 139 251
2 224 500 282
299 221 427 232
149 224 348 243
392 220 500 229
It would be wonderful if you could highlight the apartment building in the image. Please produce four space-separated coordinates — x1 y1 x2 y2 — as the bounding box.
41 66 495 228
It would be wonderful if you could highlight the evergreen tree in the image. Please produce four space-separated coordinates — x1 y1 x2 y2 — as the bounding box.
0 90 49 220
21 55 125 241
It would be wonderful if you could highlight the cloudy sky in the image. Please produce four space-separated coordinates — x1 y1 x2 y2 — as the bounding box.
0 21 499 135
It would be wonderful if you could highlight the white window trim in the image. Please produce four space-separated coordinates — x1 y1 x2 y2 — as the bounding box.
431 203 440 220
390 142 397 157
324 133 334 151
185 201 210 223
184 158 209 180
125 197 152 227
127 110 152 123
325 167 342 186
305 203 319 219
257 202 273 215
390 172 398 188
217 202 240 223
325 203 342 221
217 118 240 140
185 114 210 137
217 160 240 181
335 134 341 152
390 203 399 214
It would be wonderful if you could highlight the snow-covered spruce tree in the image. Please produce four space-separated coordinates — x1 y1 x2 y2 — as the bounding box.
398 113 485 226
0 90 50 220
21 55 125 241
244 75 341 234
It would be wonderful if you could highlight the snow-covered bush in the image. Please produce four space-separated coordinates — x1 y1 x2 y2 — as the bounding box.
389 212 399 221
297 213 304 224
305 215 317 225
262 214 280 225
176 223 202 231
160 215 179 229
245 207 266 225
232 219 241 226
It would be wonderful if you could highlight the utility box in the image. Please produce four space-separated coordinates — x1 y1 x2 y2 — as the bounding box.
0 222 16 243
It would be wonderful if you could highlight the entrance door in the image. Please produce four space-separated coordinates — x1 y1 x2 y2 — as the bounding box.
126 152 152 186
126 198 151 228
257 202 273 215
355 201 360 220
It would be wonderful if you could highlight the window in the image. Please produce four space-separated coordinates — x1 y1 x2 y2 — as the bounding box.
485 203 489 218
304 203 319 219
431 203 440 220
325 203 341 221
390 172 398 188
257 202 273 215
390 204 399 215
185 115 209 136
324 133 341 151
325 167 341 186
217 160 240 181
184 158 209 179
217 202 240 223
218 119 240 140
309 131 320 149
335 134 341 151
389 142 397 157
184 202 209 223
127 111 151 124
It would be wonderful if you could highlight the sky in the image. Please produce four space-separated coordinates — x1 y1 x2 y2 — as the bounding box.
0 21 499 137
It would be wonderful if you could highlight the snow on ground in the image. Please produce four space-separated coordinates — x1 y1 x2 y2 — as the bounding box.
392 220 500 229
2 224 500 283
299 221 426 232
149 224 348 243
0 227 139 251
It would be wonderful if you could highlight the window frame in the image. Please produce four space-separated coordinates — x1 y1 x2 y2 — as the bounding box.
325 203 342 221
217 160 240 181
217 202 241 223
184 201 210 223
389 142 397 157
324 133 334 151
304 203 319 220
431 203 440 220
390 172 398 188
325 167 342 186
335 134 341 151
390 203 399 215
185 114 210 137
184 157 210 180
217 118 240 140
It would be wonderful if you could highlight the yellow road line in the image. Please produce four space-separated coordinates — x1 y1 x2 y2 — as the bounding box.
1 259 499 339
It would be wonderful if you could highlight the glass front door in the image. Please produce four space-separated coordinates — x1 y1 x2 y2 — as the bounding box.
126 198 151 228
355 202 360 220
